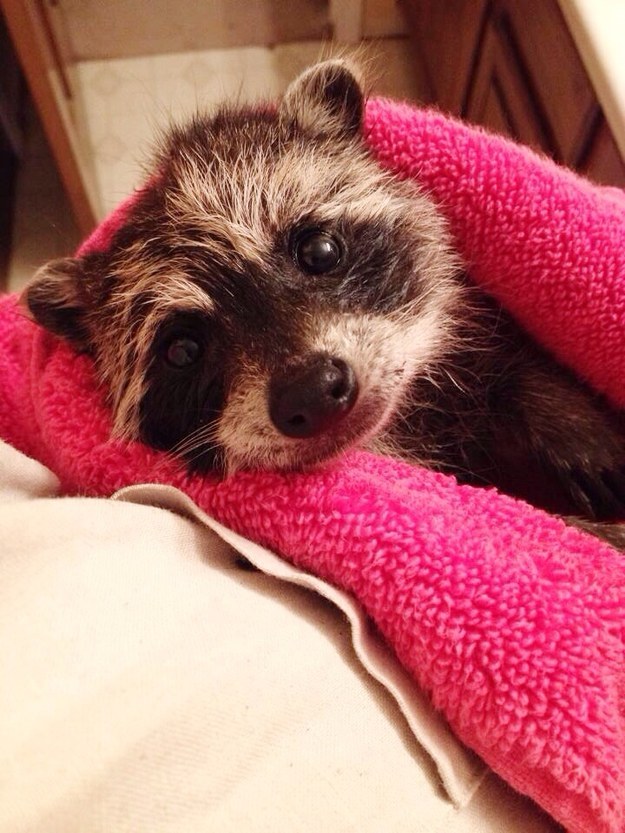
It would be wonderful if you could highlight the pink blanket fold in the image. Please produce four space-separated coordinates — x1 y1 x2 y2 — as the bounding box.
2 98 625 833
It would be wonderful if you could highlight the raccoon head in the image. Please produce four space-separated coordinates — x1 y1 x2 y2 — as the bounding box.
23 60 462 474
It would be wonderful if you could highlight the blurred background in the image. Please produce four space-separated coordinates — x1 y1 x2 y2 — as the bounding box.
1 0 624 293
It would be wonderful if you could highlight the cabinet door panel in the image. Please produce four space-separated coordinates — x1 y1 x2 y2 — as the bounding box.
0 0 99 235
466 21 550 153
402 0 625 188
399 0 487 112
503 0 596 165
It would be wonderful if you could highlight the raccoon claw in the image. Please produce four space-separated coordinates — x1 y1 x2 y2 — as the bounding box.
568 466 625 522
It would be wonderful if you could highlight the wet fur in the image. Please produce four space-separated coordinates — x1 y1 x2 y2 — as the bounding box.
24 61 625 548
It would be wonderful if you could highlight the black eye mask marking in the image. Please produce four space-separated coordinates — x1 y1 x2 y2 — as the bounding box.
140 311 226 470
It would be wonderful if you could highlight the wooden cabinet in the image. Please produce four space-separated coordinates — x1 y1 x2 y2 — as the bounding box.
468 14 553 153
0 0 100 235
400 0 487 114
0 15 23 281
401 0 625 187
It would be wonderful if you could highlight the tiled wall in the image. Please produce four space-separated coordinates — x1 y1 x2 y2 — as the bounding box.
76 39 423 215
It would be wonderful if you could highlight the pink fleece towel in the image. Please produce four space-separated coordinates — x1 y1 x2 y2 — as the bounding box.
2 99 625 833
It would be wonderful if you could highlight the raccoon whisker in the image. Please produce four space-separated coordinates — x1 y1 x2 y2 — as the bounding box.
166 417 219 455
182 441 224 469
438 367 473 396
174 438 223 471
367 432 417 463
169 421 221 459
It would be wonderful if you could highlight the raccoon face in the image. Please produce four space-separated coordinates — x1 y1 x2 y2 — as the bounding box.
23 60 462 474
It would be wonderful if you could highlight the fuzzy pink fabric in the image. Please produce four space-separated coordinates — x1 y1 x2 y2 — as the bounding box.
3 99 625 833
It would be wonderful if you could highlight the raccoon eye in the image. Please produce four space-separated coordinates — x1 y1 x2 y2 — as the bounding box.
292 229 343 274
164 337 202 368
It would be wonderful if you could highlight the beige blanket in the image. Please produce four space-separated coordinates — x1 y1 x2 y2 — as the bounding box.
0 440 558 831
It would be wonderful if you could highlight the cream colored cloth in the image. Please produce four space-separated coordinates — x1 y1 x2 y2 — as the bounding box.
0 441 559 832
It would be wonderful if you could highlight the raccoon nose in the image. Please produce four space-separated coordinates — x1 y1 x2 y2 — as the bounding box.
269 354 358 439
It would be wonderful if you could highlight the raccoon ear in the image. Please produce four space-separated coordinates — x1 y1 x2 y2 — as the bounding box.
22 257 90 348
280 59 364 139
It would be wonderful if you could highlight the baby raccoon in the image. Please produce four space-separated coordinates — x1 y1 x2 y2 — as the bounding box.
24 60 625 546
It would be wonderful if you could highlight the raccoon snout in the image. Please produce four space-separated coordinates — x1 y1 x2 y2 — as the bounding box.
269 354 358 439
